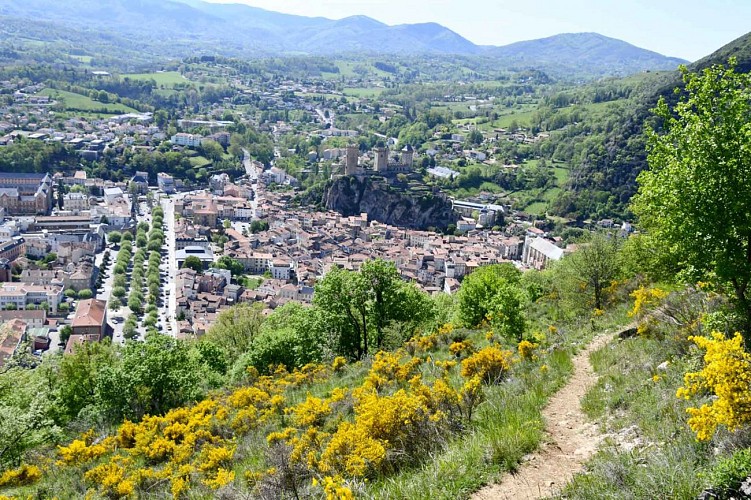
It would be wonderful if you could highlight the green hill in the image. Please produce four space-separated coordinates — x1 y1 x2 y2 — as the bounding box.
526 31 751 220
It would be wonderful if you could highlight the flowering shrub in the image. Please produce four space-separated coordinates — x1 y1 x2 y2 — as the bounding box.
202 468 235 490
321 475 355 500
629 286 669 317
84 462 134 498
436 323 455 344
434 359 457 373
0 464 42 488
410 333 439 353
289 395 333 428
331 356 347 372
677 332 751 441
320 421 387 477
449 340 475 358
27 335 512 498
459 375 485 420
461 346 514 384
363 351 422 391
47 362 342 499
517 340 538 361
57 430 114 465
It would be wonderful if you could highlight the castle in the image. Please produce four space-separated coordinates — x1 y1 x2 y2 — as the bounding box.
344 144 414 176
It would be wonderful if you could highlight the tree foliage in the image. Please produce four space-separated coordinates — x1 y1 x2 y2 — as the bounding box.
182 255 204 273
314 260 433 359
0 366 61 467
632 61 751 335
556 233 621 310
204 303 265 361
213 256 244 277
457 263 522 328
96 334 203 421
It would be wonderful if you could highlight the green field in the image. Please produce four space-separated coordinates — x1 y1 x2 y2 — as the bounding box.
524 201 548 215
69 55 92 63
123 71 188 87
553 166 571 183
39 89 137 113
189 156 212 168
343 87 385 98
492 110 536 128
322 61 396 80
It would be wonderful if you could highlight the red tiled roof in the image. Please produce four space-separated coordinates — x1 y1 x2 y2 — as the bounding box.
72 299 106 328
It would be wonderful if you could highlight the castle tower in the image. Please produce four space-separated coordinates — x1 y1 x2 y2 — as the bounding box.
400 144 414 170
345 145 359 175
375 146 389 173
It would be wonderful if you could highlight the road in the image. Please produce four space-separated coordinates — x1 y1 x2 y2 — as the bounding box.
161 194 178 337
242 148 260 218
95 244 127 344
315 108 334 127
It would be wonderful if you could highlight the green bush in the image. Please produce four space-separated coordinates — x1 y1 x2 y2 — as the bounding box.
231 329 298 376
706 448 751 498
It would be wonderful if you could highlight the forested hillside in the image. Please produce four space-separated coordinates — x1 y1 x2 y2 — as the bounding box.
537 32 751 219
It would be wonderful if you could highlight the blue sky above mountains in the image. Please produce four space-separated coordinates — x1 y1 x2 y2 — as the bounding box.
205 0 750 61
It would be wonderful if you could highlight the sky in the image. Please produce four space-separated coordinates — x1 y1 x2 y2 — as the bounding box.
203 0 749 61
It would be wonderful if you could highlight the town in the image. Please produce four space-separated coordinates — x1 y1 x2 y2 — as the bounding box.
3 1 748 499
0 68 622 365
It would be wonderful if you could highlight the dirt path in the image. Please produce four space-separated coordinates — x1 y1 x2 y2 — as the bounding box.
472 331 616 500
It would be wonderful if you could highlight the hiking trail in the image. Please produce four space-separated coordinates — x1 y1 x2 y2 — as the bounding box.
472 331 617 500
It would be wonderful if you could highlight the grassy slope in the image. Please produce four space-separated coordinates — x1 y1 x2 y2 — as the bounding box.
122 71 188 87
371 306 632 499
343 87 385 98
0 302 632 499
188 156 212 168
38 88 137 113
559 295 735 499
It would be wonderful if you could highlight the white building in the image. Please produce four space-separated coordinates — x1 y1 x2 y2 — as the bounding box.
233 206 253 220
209 174 230 195
157 173 176 194
264 167 288 185
0 282 63 313
456 218 477 233
103 187 124 205
0 221 19 242
171 133 204 148
522 237 564 270
175 246 215 269
63 192 89 213
270 259 294 281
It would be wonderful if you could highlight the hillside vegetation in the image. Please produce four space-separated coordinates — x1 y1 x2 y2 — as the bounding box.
0 254 637 499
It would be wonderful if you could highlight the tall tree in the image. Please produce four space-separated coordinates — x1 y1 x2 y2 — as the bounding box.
182 255 204 273
632 61 751 337
457 263 522 328
314 266 369 359
0 366 61 467
314 260 434 359
203 303 265 361
558 233 621 310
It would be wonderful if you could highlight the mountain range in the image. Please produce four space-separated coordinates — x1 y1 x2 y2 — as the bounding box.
0 0 687 76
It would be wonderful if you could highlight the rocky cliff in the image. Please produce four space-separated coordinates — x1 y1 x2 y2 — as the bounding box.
322 176 458 230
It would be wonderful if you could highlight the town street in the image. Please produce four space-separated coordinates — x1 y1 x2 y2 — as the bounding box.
161 194 178 337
